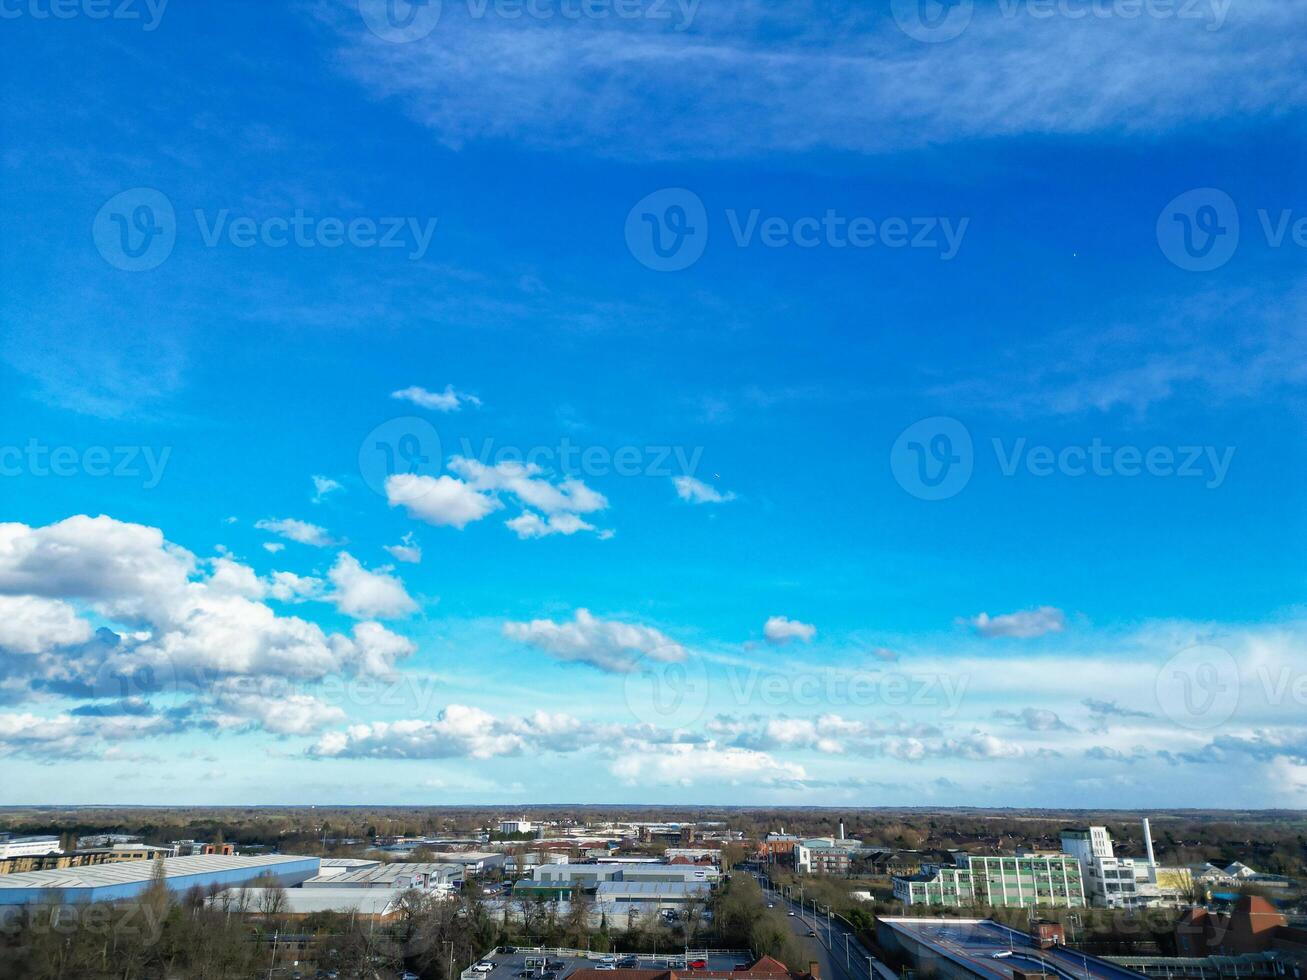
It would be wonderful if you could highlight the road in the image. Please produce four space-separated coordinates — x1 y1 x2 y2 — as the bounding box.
749 870 887 980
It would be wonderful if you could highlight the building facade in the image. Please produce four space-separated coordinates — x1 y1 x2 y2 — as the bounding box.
894 853 1086 908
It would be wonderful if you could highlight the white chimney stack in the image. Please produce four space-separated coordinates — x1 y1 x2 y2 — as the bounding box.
1142 817 1157 867
839 822 845 841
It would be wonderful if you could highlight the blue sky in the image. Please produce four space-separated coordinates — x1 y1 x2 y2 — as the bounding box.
1 0 1305 807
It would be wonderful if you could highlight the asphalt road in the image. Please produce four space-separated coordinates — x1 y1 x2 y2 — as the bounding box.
750 872 884 980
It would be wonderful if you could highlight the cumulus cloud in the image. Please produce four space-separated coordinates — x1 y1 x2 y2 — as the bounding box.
309 704 577 759
0 516 418 754
384 533 422 564
387 473 503 528
503 608 687 673
672 476 736 504
327 553 417 619
0 596 94 655
967 606 1066 639
611 741 807 786
387 458 610 539
254 518 336 548
763 615 816 645
391 384 481 412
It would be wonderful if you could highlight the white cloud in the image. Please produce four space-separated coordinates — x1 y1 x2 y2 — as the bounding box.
503 608 687 673
968 606 1067 639
505 511 596 539
310 704 539 759
0 596 93 655
312 475 343 503
327 553 417 619
391 384 481 412
673 475 736 504
388 458 610 539
387 473 503 529
384 533 422 564
324 1 1301 160
262 542 285 554
763 615 816 645
254 517 335 548
342 621 417 676
611 741 807 786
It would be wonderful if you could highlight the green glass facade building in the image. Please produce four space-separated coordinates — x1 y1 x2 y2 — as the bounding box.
894 854 1086 908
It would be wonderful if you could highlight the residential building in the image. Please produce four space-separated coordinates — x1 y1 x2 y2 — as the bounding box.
1177 896 1307 965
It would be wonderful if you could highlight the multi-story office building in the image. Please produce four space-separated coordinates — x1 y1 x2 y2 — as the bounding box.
1062 826 1144 908
894 852 1086 908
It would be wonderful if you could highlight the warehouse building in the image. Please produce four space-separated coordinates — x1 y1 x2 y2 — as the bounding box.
0 854 320 905
301 862 461 892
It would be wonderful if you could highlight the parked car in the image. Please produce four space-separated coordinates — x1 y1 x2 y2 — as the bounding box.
599 956 617 965
618 958 638 968
595 966 616 972
546 962 566 971
787 911 796 917
688 960 708 970
992 952 1012 959
473 963 495 974
807 930 817 938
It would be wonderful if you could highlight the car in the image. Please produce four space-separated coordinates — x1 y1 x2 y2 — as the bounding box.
767 903 775 908
687 960 708 970
599 956 617 965
992 951 1013 959
617 959 638 968
547 962 566 971
400 973 421 980
787 911 796 917
517 971 536 977
807 930 817 938
473 963 495 974
595 966 616 972
542 972 558 980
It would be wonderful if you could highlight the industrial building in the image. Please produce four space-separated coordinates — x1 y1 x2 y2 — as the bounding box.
0 835 61 861
301 862 461 893
894 852 1086 908
0 854 320 905
233 887 404 921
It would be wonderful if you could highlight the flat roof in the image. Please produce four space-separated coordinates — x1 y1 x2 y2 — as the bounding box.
880 918 1147 980
237 887 400 915
304 862 462 886
596 881 712 897
0 854 311 891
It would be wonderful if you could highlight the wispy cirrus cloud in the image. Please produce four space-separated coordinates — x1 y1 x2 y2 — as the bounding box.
318 0 1304 160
